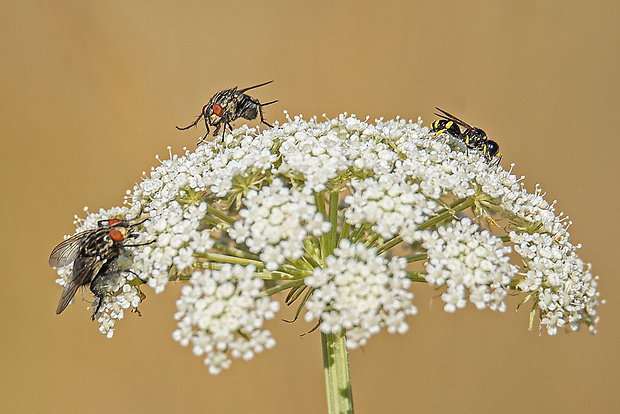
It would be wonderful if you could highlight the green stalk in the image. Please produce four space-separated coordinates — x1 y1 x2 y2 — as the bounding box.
315 191 328 260
328 191 339 255
418 197 474 230
406 271 427 283
377 235 402 255
322 330 354 414
259 279 305 297
207 204 236 225
199 252 264 267
406 252 427 262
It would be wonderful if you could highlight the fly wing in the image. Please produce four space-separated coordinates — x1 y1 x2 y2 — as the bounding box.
49 230 94 268
238 80 273 93
56 256 103 314
56 278 81 314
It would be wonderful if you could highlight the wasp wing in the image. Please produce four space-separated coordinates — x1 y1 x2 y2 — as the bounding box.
49 230 95 268
56 255 103 314
434 107 474 130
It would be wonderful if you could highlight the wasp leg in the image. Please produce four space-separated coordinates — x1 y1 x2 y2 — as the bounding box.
490 153 502 167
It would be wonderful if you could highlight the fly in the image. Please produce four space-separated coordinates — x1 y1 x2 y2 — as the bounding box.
176 80 277 144
49 218 151 319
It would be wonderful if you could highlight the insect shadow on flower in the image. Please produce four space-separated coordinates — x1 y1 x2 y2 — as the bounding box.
49 218 154 319
176 80 278 144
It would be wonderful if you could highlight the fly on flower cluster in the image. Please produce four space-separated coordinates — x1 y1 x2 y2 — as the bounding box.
49 218 151 320
430 107 502 166
176 80 277 144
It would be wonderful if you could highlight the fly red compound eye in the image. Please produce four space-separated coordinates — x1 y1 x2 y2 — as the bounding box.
212 104 223 116
109 229 124 242
108 218 122 226
201 104 209 115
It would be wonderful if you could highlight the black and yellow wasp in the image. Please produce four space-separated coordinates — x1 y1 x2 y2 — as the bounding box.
430 107 502 166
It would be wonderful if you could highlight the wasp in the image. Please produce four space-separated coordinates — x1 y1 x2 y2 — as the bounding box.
49 218 151 319
176 80 277 144
431 107 502 166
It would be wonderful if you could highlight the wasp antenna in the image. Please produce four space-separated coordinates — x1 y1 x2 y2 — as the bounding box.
261 99 278 107
239 80 274 93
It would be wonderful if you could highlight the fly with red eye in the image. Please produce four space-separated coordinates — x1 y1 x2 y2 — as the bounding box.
49 218 153 319
176 81 277 144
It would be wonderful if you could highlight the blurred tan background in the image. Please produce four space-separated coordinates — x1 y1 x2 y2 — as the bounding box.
1 1 618 413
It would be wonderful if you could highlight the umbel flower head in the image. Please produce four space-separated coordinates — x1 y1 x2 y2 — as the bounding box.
52 112 600 373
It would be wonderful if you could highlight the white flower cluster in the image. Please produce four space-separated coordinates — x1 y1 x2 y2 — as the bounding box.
511 231 599 334
53 111 600 367
172 264 279 375
228 178 331 270
420 218 517 313
304 240 417 349
273 116 401 192
96 279 144 338
345 173 438 243
132 201 213 293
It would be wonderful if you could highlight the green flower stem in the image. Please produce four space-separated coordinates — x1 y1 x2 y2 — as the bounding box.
259 279 305 297
378 198 474 255
303 250 322 269
350 224 370 243
199 262 225 270
406 271 427 282
327 191 340 255
200 252 265 268
406 252 427 262
377 236 403 255
315 191 329 260
254 271 298 281
322 330 354 414
278 264 313 278
214 244 260 260
338 220 351 245
418 197 474 231
207 204 236 225
364 232 381 249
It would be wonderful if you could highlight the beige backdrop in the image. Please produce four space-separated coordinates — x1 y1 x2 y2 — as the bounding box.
1 1 618 413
